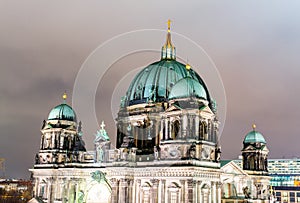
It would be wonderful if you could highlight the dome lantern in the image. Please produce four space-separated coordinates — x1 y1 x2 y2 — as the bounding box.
161 19 176 60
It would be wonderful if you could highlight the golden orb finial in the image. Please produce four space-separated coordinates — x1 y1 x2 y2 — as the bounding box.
62 92 67 101
186 63 191 70
252 124 256 130
167 19 171 32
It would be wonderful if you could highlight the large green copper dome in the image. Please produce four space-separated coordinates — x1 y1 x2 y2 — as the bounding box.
244 129 266 144
125 60 210 106
48 103 77 122
124 25 212 107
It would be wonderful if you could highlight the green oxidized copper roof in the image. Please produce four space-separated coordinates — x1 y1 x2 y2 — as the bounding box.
244 130 266 144
125 60 210 106
48 103 77 122
124 24 211 106
169 77 207 100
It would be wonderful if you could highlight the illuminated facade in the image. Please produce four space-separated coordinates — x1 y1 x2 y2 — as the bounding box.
29 23 272 203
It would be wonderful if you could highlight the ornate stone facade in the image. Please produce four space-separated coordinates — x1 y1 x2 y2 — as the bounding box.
29 23 271 203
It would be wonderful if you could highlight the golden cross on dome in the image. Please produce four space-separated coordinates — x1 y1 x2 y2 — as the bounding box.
167 19 171 32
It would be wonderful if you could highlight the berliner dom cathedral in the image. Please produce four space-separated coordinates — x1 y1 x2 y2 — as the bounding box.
29 22 272 203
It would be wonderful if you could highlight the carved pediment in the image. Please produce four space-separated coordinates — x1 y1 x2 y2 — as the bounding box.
166 104 182 112
221 161 248 176
199 105 214 117
243 145 257 151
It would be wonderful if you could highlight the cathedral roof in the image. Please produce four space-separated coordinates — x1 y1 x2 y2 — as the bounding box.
243 124 266 144
125 21 210 106
47 93 77 122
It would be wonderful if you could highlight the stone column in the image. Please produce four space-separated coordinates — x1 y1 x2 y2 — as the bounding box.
128 180 133 203
211 182 216 203
180 180 186 202
132 180 136 203
195 116 199 140
110 178 118 203
164 119 168 140
168 119 171 140
40 135 44 149
197 181 202 203
51 132 55 149
118 179 128 203
160 119 164 141
54 178 61 201
157 179 162 203
189 115 194 138
193 180 197 203
33 178 38 198
46 177 53 203
155 120 159 145
182 114 188 138
161 180 166 203
61 178 68 203
135 179 141 203
216 182 222 203
67 179 75 203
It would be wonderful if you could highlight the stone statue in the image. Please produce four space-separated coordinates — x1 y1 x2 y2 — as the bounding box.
188 145 196 159
97 146 104 162
154 146 160 160
215 147 221 162
91 170 108 184
35 154 39 164
78 190 84 203
243 186 251 199
41 120 46 129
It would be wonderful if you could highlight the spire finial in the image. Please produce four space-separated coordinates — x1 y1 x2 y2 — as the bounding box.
62 91 67 102
167 19 171 33
161 20 176 60
252 124 256 131
100 121 106 130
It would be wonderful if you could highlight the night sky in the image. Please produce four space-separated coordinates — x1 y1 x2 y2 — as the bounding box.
1 1 300 179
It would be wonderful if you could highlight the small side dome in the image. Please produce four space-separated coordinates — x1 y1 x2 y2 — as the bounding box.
48 103 77 122
169 77 207 100
244 125 266 144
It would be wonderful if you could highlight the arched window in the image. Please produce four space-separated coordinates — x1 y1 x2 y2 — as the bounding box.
201 184 210 203
199 121 208 140
39 180 47 199
142 182 151 203
249 155 255 170
168 182 180 203
171 120 180 139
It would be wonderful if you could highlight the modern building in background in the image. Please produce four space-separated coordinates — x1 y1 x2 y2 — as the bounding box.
234 156 300 203
28 23 272 203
